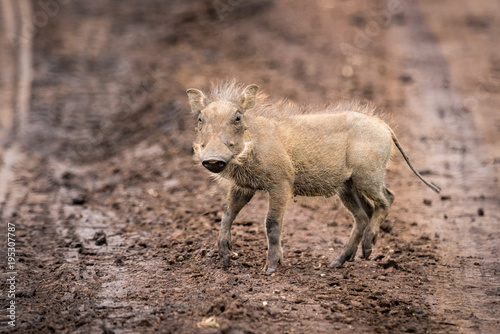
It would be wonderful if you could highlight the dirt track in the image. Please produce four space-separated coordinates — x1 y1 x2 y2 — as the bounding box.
0 0 499 333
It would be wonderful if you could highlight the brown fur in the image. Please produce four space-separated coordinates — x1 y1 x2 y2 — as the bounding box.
186 80 440 274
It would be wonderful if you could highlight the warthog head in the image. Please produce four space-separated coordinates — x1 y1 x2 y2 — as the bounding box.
186 84 258 173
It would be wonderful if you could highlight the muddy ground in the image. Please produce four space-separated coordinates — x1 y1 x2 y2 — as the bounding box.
0 0 499 333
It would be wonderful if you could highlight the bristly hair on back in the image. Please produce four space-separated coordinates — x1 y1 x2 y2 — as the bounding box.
206 79 386 119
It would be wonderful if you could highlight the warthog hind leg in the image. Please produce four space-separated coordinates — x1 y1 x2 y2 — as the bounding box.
330 179 372 267
361 186 394 258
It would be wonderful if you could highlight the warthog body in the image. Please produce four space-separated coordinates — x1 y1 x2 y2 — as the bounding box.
186 81 440 274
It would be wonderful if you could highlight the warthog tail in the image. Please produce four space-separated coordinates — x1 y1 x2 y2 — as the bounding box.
390 129 441 193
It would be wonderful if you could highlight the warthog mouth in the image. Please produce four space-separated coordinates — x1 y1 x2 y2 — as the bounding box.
193 140 254 171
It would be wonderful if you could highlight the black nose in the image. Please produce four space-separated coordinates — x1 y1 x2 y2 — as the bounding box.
202 159 227 173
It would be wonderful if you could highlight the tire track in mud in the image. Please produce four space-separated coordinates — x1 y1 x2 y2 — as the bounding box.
4 6 172 331
0 0 15 140
0 0 33 331
386 2 500 332
0 0 32 219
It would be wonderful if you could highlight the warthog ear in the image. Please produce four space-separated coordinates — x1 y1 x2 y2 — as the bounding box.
186 88 207 113
239 84 259 111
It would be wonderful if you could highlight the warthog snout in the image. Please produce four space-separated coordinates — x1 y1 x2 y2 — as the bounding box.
202 159 227 173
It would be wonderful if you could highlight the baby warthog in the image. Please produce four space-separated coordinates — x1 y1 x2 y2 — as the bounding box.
186 81 440 274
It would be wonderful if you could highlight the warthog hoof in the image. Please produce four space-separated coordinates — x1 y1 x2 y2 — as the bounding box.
329 260 343 268
362 235 377 259
221 252 238 267
262 263 277 275
219 239 233 266
265 268 276 275
362 247 372 259
332 248 357 267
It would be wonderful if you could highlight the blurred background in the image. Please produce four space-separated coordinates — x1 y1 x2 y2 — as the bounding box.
1 0 499 333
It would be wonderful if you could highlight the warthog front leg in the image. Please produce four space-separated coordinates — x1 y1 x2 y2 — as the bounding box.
219 187 255 265
264 184 291 274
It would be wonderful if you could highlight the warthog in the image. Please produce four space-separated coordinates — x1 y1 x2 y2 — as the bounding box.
186 81 440 274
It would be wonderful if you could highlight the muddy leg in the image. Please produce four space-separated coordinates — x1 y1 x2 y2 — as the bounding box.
330 182 371 267
361 187 392 259
264 185 291 275
219 187 255 265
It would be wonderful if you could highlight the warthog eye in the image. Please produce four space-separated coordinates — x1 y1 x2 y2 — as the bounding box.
198 117 202 123
233 110 243 126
